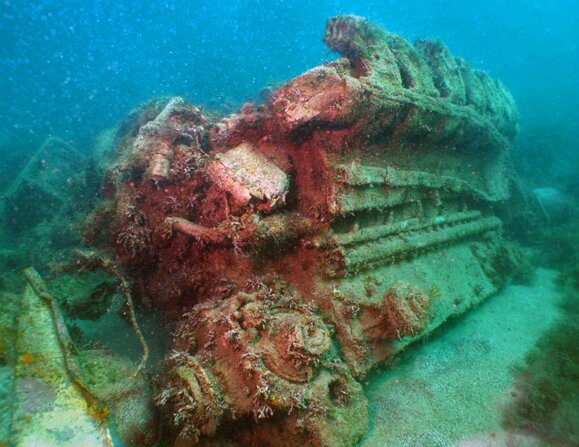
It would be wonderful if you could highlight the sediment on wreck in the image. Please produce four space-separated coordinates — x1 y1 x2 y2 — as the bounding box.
85 14 525 447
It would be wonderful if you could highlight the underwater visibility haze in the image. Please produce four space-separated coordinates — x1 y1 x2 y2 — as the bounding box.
0 1 578 446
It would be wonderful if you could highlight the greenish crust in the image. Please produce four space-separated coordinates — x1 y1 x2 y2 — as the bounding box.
322 237 525 377
0 273 20 445
336 164 501 203
79 350 157 447
324 15 518 140
12 276 156 447
48 270 117 321
331 211 482 246
269 15 519 206
340 217 501 274
324 16 387 61
12 285 110 447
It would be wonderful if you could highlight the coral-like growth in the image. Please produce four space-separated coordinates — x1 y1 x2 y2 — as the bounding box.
158 282 367 446
83 15 524 446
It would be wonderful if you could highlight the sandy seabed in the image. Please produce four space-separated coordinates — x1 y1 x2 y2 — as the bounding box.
360 268 562 447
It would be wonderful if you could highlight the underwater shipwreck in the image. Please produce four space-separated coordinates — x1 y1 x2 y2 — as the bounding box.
2 14 556 447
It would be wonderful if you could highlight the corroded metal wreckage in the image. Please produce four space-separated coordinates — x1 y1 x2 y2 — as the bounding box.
86 15 523 447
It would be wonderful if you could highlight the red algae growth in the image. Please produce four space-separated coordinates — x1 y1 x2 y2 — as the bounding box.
2 13 567 447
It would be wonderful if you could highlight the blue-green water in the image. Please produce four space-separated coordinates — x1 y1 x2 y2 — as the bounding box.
1 0 578 148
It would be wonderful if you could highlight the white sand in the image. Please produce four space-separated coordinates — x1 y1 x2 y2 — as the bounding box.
359 268 563 447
